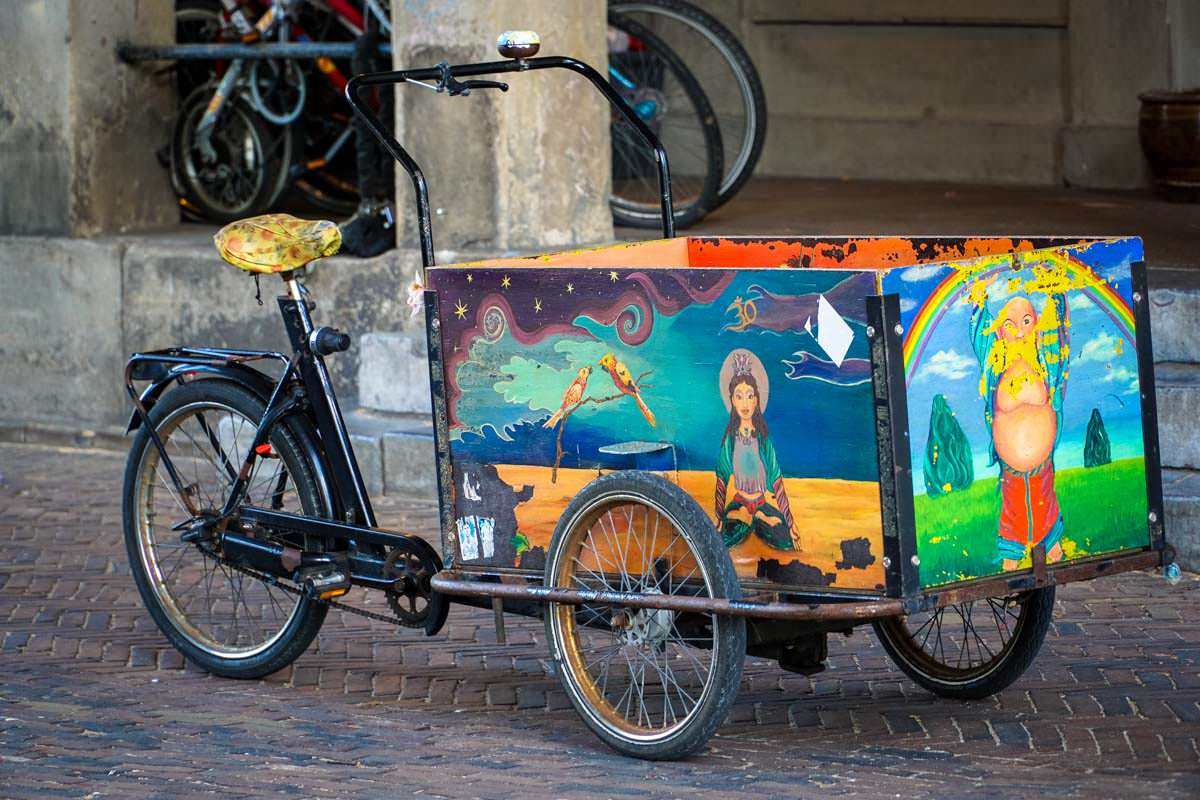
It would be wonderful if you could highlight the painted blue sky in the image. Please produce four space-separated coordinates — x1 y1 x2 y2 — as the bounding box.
450 269 883 481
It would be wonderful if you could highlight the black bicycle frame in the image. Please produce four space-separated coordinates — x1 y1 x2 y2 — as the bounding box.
344 54 677 271
124 283 435 561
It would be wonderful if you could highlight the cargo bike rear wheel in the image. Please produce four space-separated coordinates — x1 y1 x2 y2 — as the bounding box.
544 472 746 760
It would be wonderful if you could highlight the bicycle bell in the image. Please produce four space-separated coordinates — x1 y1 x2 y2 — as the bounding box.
497 30 540 59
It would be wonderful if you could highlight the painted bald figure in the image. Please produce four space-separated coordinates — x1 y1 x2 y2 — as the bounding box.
970 280 1070 570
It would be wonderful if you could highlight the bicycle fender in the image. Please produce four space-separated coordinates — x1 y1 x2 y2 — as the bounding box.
125 362 339 524
124 362 277 433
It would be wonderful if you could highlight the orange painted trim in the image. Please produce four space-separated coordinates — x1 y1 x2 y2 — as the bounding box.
438 236 1096 272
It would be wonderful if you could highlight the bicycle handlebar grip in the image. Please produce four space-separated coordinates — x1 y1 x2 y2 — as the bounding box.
497 30 540 59
310 327 351 356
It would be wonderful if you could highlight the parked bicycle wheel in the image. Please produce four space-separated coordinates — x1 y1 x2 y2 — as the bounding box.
174 0 224 99
872 587 1055 700
171 87 293 223
609 0 767 211
608 16 722 229
122 380 328 678
544 472 745 759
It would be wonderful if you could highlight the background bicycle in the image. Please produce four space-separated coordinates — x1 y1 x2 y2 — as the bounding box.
165 0 766 231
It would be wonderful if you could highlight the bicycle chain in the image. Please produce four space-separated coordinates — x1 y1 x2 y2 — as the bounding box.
202 547 415 629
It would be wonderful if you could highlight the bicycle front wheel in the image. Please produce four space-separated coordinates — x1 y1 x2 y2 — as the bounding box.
122 379 329 678
171 88 293 222
609 0 767 211
545 472 745 760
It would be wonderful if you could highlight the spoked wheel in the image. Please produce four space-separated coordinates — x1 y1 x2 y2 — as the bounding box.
170 88 293 223
174 0 228 99
872 587 1055 700
609 0 768 212
122 380 329 678
544 472 745 760
607 15 722 229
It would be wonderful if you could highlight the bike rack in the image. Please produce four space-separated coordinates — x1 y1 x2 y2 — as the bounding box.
117 41 391 62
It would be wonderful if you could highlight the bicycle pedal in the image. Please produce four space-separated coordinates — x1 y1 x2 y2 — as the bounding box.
300 568 351 600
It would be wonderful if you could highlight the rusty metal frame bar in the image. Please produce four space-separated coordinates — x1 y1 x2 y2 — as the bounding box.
916 549 1163 612
432 571 904 622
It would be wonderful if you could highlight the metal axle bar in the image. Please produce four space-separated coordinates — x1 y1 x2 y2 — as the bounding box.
431 571 905 622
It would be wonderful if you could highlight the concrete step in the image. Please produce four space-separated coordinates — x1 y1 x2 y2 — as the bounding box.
1164 469 1200 573
1147 265 1200 365
343 408 436 503
1157 362 1200 471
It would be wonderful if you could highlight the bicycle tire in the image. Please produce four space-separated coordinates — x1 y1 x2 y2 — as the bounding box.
122 379 329 678
544 471 745 760
171 86 293 223
609 0 767 210
174 0 225 100
607 15 722 230
872 587 1055 700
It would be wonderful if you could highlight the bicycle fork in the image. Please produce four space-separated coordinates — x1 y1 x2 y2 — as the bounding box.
195 60 245 161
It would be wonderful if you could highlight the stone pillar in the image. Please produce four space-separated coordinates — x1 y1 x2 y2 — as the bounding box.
0 0 175 236
1063 0 1172 189
1169 0 1200 88
389 0 612 253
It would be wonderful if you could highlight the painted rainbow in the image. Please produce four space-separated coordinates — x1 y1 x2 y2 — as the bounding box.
900 249 1137 380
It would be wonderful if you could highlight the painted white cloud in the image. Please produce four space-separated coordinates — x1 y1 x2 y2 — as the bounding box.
899 296 917 313
899 264 948 283
1076 332 1118 364
1103 366 1137 386
922 349 976 382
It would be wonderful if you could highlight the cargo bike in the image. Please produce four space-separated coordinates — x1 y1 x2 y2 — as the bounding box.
121 33 1175 760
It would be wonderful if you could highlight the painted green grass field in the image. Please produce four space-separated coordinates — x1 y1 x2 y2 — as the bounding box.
913 457 1148 587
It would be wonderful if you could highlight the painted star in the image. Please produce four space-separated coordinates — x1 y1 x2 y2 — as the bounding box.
566 282 575 294
466 273 473 283
454 299 468 319
609 271 619 282
501 275 511 289
534 298 543 313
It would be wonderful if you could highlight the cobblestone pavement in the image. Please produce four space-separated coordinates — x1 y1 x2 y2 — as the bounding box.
1 442 1197 799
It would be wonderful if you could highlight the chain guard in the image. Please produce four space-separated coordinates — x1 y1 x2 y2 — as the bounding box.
382 537 450 636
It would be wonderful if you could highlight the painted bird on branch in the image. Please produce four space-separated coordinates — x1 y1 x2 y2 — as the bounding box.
543 366 591 429
598 352 656 427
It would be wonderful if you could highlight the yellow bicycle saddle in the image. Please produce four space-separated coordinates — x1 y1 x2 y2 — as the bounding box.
214 213 341 274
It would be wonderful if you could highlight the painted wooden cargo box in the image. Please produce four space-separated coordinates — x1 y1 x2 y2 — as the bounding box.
424 234 1164 599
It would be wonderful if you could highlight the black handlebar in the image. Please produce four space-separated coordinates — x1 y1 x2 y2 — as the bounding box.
345 54 676 272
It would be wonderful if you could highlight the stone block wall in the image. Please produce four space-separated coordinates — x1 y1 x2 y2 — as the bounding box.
692 0 1199 188
0 1 176 236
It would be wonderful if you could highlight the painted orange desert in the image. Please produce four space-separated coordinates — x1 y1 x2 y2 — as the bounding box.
492 466 886 591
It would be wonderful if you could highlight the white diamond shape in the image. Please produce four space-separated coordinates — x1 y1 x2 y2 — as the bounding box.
815 295 854 367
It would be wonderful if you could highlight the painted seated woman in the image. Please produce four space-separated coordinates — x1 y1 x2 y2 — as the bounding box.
714 350 800 551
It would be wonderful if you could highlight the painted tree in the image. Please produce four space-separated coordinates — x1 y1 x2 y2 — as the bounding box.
1084 407 1112 467
543 366 654 484
923 393 974 497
